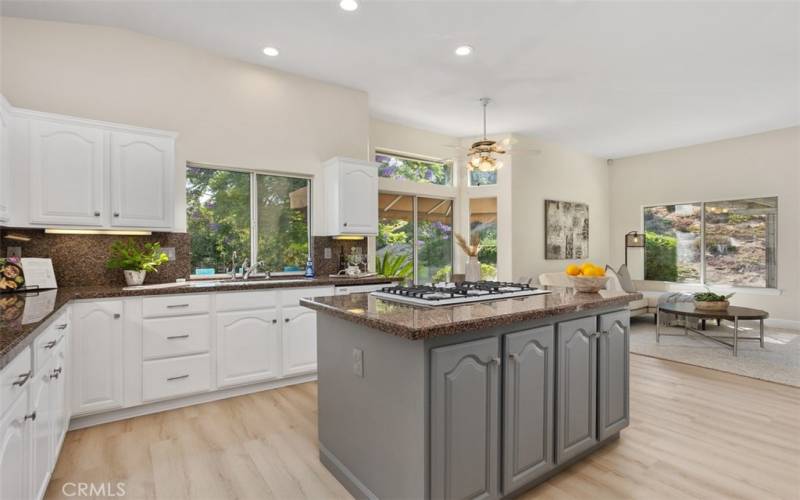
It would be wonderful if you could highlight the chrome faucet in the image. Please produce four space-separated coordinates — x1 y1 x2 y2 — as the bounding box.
244 260 267 280
229 251 239 280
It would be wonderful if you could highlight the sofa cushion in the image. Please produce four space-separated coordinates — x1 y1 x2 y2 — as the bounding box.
628 298 648 311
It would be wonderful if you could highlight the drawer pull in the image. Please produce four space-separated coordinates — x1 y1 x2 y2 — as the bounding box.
272 319 277 324
44 340 57 349
166 304 190 309
12 371 31 387
114 314 121 319
56 323 68 330
167 334 190 340
284 318 290 323
24 411 36 422
49 367 62 380
166 374 190 382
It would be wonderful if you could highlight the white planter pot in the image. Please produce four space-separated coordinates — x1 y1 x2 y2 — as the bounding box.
465 257 481 282
123 270 146 286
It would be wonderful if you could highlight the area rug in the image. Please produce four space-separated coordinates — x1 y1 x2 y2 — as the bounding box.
629 317 800 387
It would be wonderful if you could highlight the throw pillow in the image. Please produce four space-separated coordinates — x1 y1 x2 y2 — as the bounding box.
615 264 636 293
604 266 623 291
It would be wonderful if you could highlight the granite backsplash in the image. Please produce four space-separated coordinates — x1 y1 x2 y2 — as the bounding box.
0 229 191 286
0 229 367 286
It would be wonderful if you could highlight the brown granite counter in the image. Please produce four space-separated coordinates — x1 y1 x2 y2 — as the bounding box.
0 276 393 369
300 290 643 340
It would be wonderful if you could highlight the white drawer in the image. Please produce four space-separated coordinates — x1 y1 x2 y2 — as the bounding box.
142 315 211 360
216 290 278 312
1 346 31 416
280 286 334 307
142 294 211 318
142 354 211 402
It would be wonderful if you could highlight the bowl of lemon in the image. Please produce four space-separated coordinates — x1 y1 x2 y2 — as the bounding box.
565 262 609 293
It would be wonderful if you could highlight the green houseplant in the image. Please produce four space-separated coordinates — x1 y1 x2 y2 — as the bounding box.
106 240 169 286
693 287 734 311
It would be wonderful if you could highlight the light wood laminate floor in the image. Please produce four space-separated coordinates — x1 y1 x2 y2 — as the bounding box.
46 355 800 500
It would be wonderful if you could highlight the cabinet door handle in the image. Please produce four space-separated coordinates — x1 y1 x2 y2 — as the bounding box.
113 212 120 217
94 211 101 216
24 411 36 422
12 371 31 387
50 369 61 380
166 374 189 382
56 323 68 330
113 313 121 319
167 334 190 340
284 318 290 323
488 357 501 365
44 340 57 349
508 352 519 361
343 222 348 227
166 304 190 309
272 319 277 324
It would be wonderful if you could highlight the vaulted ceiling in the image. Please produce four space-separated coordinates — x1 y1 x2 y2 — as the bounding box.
4 1 798 158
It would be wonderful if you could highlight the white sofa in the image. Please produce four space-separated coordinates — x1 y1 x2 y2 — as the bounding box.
537 272 661 321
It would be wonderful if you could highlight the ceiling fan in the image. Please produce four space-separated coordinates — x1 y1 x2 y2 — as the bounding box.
442 98 539 171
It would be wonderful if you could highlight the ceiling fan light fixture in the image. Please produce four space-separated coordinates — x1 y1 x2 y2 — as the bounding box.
454 45 473 56
262 46 279 57
339 0 358 11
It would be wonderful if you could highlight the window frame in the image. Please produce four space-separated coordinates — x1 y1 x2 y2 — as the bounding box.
375 149 453 187
641 195 778 289
377 190 455 284
187 162 313 279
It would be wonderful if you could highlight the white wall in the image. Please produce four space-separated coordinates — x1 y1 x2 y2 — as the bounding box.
609 127 800 325
0 16 369 233
511 137 611 282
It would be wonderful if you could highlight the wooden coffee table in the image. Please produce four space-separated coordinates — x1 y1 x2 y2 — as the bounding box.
657 303 768 356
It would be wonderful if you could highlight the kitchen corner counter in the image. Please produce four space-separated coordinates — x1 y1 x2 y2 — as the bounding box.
0 276 393 369
300 290 643 340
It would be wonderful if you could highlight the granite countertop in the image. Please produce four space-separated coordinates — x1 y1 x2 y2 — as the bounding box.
300 290 643 340
0 276 394 369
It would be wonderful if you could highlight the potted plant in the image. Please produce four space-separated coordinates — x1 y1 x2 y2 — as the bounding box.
455 232 482 282
693 288 734 311
106 239 169 286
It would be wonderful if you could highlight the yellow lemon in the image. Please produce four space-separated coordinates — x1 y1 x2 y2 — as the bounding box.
585 266 604 277
565 264 581 276
580 262 596 274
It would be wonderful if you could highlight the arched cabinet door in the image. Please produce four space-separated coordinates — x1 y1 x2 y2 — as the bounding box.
503 325 555 494
282 306 318 376
338 162 378 234
556 316 598 463
216 309 280 388
430 337 500 500
29 119 105 226
0 392 29 500
598 311 630 440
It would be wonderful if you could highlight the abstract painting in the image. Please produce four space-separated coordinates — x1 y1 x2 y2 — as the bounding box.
545 200 589 259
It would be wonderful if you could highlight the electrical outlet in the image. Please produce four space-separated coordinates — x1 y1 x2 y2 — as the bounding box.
324 247 332 259
353 348 364 377
162 247 176 261
7 247 21 259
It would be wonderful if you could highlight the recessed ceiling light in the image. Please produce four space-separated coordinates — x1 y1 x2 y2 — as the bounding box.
339 0 358 11
455 45 473 56
262 46 279 57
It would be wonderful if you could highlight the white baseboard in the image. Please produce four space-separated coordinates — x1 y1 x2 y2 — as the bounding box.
69 373 317 430
765 318 800 330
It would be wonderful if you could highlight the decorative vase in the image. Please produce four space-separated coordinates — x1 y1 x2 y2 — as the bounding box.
465 256 481 282
694 300 729 311
123 270 146 286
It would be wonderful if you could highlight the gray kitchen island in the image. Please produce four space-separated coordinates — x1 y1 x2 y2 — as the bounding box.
300 288 641 500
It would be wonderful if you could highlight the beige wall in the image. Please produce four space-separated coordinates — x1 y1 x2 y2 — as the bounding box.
609 127 800 325
511 137 611 282
0 17 369 233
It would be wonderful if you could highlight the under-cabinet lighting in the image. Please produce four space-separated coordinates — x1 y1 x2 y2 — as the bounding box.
332 235 366 241
3 233 32 242
45 229 152 236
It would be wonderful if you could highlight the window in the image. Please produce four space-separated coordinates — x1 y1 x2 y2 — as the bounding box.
187 164 311 275
469 170 497 187
469 197 498 280
376 193 453 283
643 197 777 288
375 151 452 186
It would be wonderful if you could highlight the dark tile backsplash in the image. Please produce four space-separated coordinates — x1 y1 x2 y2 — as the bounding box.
0 229 191 287
312 236 368 277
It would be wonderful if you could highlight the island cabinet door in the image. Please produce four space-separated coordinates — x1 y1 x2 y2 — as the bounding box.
556 316 598 464
597 311 630 440
430 337 500 500
502 326 555 494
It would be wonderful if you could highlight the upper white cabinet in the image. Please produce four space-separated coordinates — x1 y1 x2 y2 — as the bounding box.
110 131 174 228
3 95 177 230
323 157 378 235
29 119 106 226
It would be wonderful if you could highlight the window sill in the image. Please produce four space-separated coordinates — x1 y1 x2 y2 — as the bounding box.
635 280 783 296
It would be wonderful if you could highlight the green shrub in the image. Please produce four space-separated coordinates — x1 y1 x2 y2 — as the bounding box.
644 232 677 281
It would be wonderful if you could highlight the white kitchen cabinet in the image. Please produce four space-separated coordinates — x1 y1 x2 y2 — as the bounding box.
217 309 281 388
29 355 55 500
323 157 378 235
72 301 124 415
0 389 30 500
281 306 318 376
29 119 106 226
0 99 11 222
110 131 174 228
